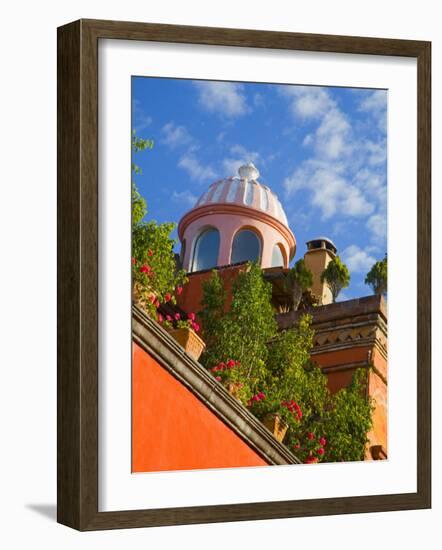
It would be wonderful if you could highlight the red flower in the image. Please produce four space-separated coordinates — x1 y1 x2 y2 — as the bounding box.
319 437 327 446
294 443 301 449
148 249 153 257
176 286 183 295
157 314 163 323
174 313 181 321
258 392 266 400
149 294 156 304
317 447 325 456
305 457 319 464
215 376 222 382
164 293 171 302
188 312 196 321
166 315 172 322
227 359 235 368
140 264 151 274
307 432 315 441
192 322 200 332
154 299 160 308
131 257 136 265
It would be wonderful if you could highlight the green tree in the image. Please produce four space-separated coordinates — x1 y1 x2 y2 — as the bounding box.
365 254 387 296
200 263 374 463
321 369 375 462
320 256 350 302
284 259 313 311
131 132 187 316
199 263 277 402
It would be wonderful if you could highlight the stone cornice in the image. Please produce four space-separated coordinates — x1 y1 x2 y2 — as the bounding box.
178 203 296 258
132 305 300 466
277 295 388 361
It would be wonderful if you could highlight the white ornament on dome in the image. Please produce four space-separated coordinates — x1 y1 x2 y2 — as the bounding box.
238 162 260 181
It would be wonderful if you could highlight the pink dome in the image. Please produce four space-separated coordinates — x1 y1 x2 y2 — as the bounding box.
194 163 289 227
178 163 296 272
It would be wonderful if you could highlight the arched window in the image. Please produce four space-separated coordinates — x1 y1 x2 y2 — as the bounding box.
231 229 261 264
271 243 285 268
191 228 220 272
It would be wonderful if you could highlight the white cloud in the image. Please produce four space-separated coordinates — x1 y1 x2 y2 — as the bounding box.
171 190 198 207
279 85 335 119
359 90 387 113
342 244 376 273
367 213 387 242
161 122 193 149
132 99 153 132
178 154 216 183
194 81 249 117
315 108 351 159
281 85 387 228
222 144 260 176
358 90 387 134
284 159 374 220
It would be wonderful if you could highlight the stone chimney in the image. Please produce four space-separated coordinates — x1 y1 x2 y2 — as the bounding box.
303 237 337 305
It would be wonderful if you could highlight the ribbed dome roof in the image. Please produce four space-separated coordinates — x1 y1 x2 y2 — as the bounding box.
193 163 289 227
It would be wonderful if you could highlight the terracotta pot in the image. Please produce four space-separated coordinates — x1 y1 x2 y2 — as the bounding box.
262 413 288 443
168 327 206 361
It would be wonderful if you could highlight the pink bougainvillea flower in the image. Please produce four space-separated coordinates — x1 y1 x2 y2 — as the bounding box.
157 314 163 323
166 315 172 321
258 392 266 400
176 286 183 295
164 293 171 302
307 432 315 440
148 249 153 257
192 322 200 332
188 312 196 321
317 447 325 456
319 437 327 446
174 313 181 321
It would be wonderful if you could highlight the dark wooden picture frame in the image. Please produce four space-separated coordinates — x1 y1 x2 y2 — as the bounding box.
57 18 431 531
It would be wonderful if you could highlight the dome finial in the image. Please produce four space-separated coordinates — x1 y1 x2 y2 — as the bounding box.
238 162 260 181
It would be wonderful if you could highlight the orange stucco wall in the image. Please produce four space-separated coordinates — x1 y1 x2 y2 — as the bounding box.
132 342 268 473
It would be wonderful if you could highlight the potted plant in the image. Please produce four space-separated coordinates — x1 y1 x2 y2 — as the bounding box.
159 312 206 361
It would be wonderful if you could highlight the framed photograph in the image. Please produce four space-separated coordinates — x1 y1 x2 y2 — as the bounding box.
57 19 431 530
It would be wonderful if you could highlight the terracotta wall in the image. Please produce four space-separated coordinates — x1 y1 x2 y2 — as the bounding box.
132 342 268 473
313 344 387 458
176 263 247 322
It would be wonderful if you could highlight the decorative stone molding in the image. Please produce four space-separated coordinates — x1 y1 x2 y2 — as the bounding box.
277 295 388 361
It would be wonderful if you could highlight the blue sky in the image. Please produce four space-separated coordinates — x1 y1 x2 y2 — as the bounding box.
132 77 387 300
